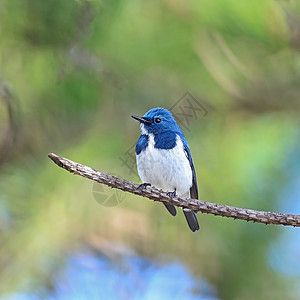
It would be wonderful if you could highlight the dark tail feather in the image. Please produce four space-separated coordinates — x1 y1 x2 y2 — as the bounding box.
183 209 200 232
163 203 177 216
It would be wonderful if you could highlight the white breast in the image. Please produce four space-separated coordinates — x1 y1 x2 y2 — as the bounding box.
136 133 193 197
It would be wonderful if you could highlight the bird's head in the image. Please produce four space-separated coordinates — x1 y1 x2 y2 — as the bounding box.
132 107 181 135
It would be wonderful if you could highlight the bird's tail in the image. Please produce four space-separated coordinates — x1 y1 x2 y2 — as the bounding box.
163 203 177 216
183 208 200 232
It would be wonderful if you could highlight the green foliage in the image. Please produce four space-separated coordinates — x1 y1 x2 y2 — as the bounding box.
0 0 300 299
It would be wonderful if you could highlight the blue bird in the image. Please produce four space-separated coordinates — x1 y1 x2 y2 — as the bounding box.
132 107 199 232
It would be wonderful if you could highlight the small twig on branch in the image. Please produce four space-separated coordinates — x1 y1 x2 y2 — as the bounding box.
48 153 300 228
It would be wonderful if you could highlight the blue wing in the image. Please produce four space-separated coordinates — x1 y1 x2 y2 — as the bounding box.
181 135 200 231
181 137 198 199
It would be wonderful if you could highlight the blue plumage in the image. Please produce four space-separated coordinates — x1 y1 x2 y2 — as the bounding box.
136 135 149 155
154 131 177 150
132 107 200 232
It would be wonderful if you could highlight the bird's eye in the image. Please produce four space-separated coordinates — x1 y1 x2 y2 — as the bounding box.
154 117 161 124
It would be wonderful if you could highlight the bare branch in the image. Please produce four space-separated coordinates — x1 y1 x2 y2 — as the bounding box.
48 153 300 228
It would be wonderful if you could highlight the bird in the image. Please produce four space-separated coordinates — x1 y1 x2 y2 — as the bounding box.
131 107 199 232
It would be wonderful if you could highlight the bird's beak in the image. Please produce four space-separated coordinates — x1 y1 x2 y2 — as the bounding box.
131 115 151 124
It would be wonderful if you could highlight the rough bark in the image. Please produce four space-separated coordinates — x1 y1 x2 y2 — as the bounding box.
48 153 300 227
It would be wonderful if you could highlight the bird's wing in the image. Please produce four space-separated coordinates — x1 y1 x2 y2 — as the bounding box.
182 138 198 199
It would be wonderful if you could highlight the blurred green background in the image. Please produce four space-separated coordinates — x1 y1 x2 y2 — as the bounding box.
1 0 300 299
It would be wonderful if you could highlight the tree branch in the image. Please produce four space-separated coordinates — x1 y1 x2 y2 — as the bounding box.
48 153 300 228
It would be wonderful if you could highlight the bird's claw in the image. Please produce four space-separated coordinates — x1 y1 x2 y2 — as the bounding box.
167 189 176 204
137 183 151 192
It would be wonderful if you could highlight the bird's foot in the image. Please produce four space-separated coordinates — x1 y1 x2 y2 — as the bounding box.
167 189 176 204
137 183 151 193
